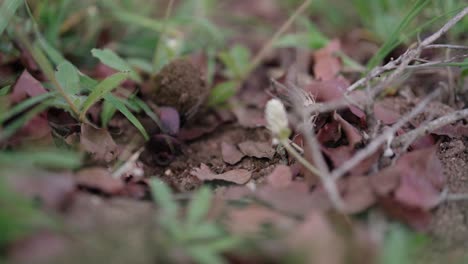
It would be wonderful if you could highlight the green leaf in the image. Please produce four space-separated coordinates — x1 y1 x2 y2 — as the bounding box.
0 102 51 142
185 223 223 241
0 149 81 169
149 179 178 218
186 187 212 227
208 81 237 106
366 0 430 69
132 97 164 132
104 94 149 140
0 92 56 124
100 99 117 127
0 0 23 36
0 85 11 96
187 247 225 264
91 48 142 82
79 72 128 120
219 45 250 79
55 61 80 94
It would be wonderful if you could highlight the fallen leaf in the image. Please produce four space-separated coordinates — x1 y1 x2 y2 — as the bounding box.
369 166 400 196
342 176 376 214
238 140 275 159
288 212 345 264
313 39 342 81
266 165 292 188
334 113 362 146
374 101 401 125
322 146 380 175
226 205 295 234
7 171 75 211
75 167 124 195
8 230 69 264
221 142 245 165
191 163 252 184
379 197 432 231
393 147 445 209
304 76 349 103
232 105 266 128
10 70 47 103
80 124 119 163
317 120 341 144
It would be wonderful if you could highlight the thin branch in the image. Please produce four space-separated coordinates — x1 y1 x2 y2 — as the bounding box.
330 91 439 180
425 44 468 50
392 108 468 149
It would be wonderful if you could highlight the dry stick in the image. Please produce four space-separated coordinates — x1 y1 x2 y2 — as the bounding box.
304 7 468 117
425 44 468 50
330 91 439 181
346 6 468 93
243 0 312 81
392 108 468 149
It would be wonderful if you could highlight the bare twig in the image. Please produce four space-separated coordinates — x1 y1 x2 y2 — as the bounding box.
330 91 439 180
392 108 468 149
425 44 468 50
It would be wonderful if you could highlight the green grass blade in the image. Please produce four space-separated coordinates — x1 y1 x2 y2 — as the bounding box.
186 187 212 227
132 97 164 132
91 48 142 82
100 99 117 127
0 149 81 169
0 0 23 36
208 81 237 106
366 0 430 69
79 72 128 120
0 102 51 142
0 92 56 124
104 94 149 140
149 178 178 218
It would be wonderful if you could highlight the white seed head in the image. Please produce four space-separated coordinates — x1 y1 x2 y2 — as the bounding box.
265 99 290 139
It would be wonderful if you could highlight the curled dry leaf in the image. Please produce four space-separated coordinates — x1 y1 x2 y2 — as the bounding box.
80 124 119 163
191 163 252 184
373 101 401 125
334 113 362 146
238 140 275 160
75 167 124 195
221 141 245 165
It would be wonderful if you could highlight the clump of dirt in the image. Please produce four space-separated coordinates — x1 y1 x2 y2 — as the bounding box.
149 58 207 117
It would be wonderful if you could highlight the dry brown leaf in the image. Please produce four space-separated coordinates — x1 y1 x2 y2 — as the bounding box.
80 124 119 163
191 163 251 184
75 167 124 195
313 39 342 81
221 142 245 165
238 140 275 159
266 165 292 188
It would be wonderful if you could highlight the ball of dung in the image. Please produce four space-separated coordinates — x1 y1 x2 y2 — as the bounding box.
150 58 207 117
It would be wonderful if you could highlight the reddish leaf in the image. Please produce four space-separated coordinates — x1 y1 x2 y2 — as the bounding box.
393 147 445 209
158 106 180 135
75 167 124 195
10 70 47 103
342 176 376 214
7 172 75 211
266 165 293 188
369 166 400 196
226 205 295 234
221 142 245 165
80 124 119 163
433 123 468 137
334 113 362 146
191 163 252 184
379 197 432 231
317 120 341 144
312 39 342 81
232 105 266 128
238 140 275 159
374 101 401 125
7 114 52 147
322 146 380 175
304 76 349 103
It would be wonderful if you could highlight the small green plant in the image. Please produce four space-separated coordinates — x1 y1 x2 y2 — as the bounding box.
149 179 240 264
